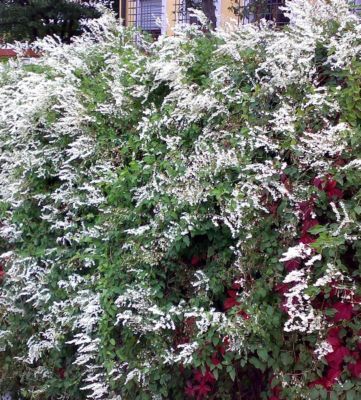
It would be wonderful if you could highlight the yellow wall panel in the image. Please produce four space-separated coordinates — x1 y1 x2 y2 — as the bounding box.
219 0 240 27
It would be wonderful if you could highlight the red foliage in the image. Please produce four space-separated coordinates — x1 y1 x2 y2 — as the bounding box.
0 264 5 281
223 284 249 319
195 381 212 397
185 381 197 397
223 296 239 311
327 327 342 349
299 234 316 245
313 175 343 200
186 369 216 399
284 259 301 272
301 218 319 235
309 368 341 390
325 346 350 370
348 360 361 378
231 282 242 290
191 256 203 267
55 368 66 380
237 309 250 320
268 201 280 216
331 302 353 322
194 369 216 384
211 352 221 366
313 177 324 190
297 198 315 221
275 283 290 295
268 381 282 400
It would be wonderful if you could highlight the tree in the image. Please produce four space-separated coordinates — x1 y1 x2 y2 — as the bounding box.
0 0 107 43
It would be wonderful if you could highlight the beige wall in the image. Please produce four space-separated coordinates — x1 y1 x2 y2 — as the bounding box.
219 0 239 27
165 0 177 35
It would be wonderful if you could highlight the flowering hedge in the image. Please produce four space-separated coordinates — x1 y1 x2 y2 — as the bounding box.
1 1 361 399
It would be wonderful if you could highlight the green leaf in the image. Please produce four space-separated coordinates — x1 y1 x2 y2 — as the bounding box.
280 352 293 367
354 206 361 215
257 348 268 362
229 367 236 382
346 390 356 400
308 224 326 234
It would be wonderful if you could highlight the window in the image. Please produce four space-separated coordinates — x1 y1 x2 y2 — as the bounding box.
233 0 288 26
128 0 163 37
174 0 218 28
351 0 361 13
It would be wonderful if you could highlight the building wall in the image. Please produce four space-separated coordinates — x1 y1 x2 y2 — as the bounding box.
121 0 297 35
121 0 361 34
219 0 238 27
165 0 176 35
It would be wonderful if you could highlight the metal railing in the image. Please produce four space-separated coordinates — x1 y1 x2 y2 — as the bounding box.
233 0 288 26
173 0 217 27
127 0 163 37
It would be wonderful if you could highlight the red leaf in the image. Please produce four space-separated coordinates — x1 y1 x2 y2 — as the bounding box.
299 234 316 244
191 256 202 267
0 264 5 281
217 344 226 356
195 381 212 397
324 178 337 191
284 259 301 272
348 360 361 378
332 302 353 322
327 327 342 349
55 368 65 380
309 377 327 389
237 309 250 320
185 381 197 397
327 187 343 200
325 346 350 370
275 282 290 295
227 289 237 299
268 202 279 215
193 369 215 384
193 370 204 382
211 352 221 366
313 177 324 190
297 199 315 220
203 370 216 383
325 368 341 388
309 368 341 390
301 219 319 235
224 297 239 311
